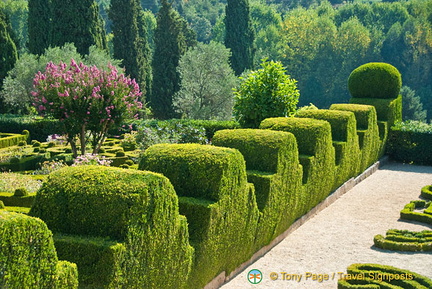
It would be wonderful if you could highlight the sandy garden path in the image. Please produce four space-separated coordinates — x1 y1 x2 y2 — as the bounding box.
219 161 432 289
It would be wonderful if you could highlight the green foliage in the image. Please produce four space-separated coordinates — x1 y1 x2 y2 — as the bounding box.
110 0 152 98
225 0 255 75
50 0 107 55
374 229 432 252
387 120 432 165
0 132 28 149
13 187 28 197
350 95 402 129
28 0 51 55
0 9 18 92
260 117 335 215
348 62 402 99
338 263 432 289
139 143 259 289
134 119 207 149
0 210 78 288
174 41 237 120
296 109 361 187
400 86 427 122
150 0 196 119
0 0 27 54
1 43 122 114
213 129 302 247
233 59 300 128
30 165 194 288
400 200 432 225
0 114 61 141
330 103 381 170
421 185 432 200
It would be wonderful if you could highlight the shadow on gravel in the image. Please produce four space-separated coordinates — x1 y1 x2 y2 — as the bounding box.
380 161 432 174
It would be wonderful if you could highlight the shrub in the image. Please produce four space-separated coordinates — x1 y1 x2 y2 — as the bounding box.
374 229 432 252
348 62 402 99
0 172 42 193
233 59 300 128
32 60 143 157
338 263 432 289
0 200 4 209
0 132 28 149
260 117 335 215
213 129 302 248
387 121 432 165
296 109 361 187
139 144 259 289
13 187 29 197
400 200 432 225
30 165 194 288
421 185 432 200
71 154 112 167
0 210 78 288
115 151 126 157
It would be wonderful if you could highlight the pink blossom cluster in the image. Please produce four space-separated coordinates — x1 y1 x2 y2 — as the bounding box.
71 153 112 167
32 59 143 127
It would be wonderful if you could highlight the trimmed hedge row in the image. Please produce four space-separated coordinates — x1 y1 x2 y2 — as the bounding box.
212 129 303 249
400 200 432 225
421 185 432 200
0 210 78 288
0 192 36 207
0 114 61 142
295 109 361 188
139 144 259 289
338 263 432 289
30 166 194 289
0 131 29 148
260 117 336 215
330 104 381 170
374 229 432 252
387 123 432 165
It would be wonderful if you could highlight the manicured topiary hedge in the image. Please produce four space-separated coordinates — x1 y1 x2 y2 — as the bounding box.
400 200 432 225
30 165 193 289
0 210 78 288
338 263 432 289
330 104 382 169
348 62 402 99
139 144 259 289
295 109 361 188
374 229 432 252
0 192 36 207
387 121 432 165
0 131 29 149
421 185 432 200
213 129 303 248
260 117 336 214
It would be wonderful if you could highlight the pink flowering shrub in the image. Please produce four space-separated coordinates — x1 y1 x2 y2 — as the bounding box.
32 59 143 157
72 153 112 166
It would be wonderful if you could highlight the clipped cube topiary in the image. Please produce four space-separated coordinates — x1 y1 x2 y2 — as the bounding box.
348 62 402 99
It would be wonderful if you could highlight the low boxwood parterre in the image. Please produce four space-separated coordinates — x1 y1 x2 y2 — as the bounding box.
0 210 78 288
421 185 432 200
338 263 432 289
400 200 432 225
0 131 29 149
374 229 432 252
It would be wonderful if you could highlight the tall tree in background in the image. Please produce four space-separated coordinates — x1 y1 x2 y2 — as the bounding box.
110 0 152 99
150 0 195 119
0 9 17 89
0 9 18 112
28 0 51 55
50 0 107 55
225 0 255 75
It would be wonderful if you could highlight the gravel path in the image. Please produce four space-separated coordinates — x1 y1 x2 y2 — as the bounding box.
220 161 432 289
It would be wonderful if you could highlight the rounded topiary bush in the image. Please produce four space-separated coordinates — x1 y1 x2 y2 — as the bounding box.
18 140 27 146
348 62 402 99
14 187 29 197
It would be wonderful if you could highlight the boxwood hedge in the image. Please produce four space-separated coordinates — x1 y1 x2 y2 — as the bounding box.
139 144 260 289
0 210 78 288
30 165 193 289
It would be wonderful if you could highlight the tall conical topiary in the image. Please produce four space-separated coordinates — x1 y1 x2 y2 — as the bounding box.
28 0 52 55
225 0 255 76
110 0 152 99
50 0 107 55
150 0 195 119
